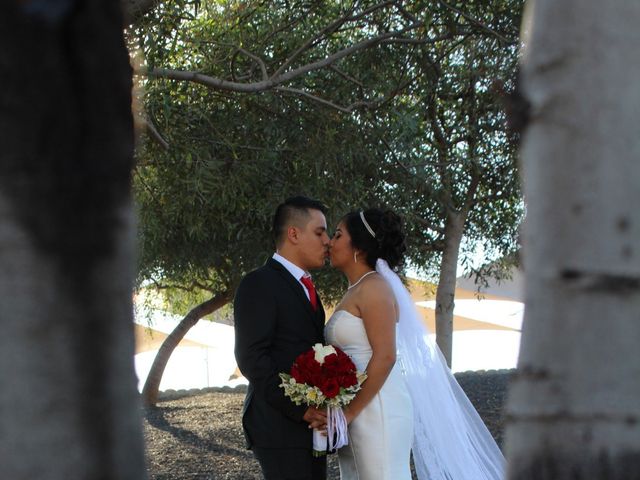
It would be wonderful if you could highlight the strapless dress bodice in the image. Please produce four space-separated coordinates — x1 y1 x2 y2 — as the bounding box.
324 309 373 371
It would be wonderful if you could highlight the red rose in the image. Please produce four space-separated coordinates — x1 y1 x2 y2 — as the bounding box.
320 378 340 398
291 365 306 383
338 374 357 388
293 350 322 381
323 353 339 368
334 349 356 374
288 346 360 392
308 372 323 388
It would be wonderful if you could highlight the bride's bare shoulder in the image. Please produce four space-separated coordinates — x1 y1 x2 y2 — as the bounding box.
356 274 397 322
360 274 394 301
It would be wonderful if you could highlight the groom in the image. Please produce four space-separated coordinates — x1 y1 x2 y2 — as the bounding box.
234 196 330 480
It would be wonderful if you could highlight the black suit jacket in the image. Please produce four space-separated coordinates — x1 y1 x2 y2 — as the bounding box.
234 258 325 449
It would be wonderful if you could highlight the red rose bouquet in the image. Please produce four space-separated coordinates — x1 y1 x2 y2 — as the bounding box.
279 343 367 456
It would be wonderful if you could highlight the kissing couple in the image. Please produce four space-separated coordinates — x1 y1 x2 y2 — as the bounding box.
234 196 505 480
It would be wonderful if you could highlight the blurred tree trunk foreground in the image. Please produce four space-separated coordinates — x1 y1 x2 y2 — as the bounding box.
0 2 146 479
506 1 640 479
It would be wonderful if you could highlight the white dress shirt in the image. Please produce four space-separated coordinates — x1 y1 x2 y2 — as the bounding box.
272 252 311 300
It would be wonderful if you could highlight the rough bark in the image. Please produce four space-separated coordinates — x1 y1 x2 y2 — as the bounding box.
435 212 465 367
505 1 640 478
121 0 161 25
142 292 232 406
0 1 146 479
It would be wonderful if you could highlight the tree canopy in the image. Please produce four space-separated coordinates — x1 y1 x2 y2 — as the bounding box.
130 0 525 390
132 0 523 289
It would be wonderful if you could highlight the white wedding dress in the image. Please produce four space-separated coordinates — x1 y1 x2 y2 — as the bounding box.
325 310 414 480
324 261 505 480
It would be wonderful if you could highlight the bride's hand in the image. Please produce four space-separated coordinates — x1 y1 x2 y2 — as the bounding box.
303 406 327 430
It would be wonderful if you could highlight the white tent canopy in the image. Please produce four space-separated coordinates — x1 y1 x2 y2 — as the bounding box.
134 308 244 391
414 267 524 371
134 267 523 390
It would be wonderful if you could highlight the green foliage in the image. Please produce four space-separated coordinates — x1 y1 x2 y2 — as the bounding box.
130 0 525 307
133 71 383 303
367 0 525 277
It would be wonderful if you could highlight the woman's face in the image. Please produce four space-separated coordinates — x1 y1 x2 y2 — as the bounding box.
329 221 355 269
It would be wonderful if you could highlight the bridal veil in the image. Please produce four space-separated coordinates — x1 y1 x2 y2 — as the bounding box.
376 259 505 480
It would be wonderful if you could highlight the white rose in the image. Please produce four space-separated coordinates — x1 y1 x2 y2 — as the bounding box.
312 343 336 365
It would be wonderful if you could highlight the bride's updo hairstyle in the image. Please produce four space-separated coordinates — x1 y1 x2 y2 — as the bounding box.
343 208 406 269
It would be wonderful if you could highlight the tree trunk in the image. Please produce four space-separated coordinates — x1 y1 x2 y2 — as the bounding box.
142 292 231 406
435 211 465 367
505 1 640 478
0 2 146 479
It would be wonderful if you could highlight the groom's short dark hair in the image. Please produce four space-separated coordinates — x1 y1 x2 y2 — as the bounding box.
273 196 327 247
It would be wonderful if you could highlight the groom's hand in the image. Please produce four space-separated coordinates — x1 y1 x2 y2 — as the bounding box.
303 407 327 430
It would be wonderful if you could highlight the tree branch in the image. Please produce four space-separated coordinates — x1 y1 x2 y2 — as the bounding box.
462 168 481 215
270 0 408 79
231 46 269 81
394 2 419 24
461 64 482 215
143 117 169 150
329 65 365 88
426 97 455 210
141 67 275 92
378 137 446 237
274 68 417 113
151 278 216 294
140 24 423 93
133 166 165 217
270 1 361 79
438 1 514 45
414 214 446 236
379 33 455 45
273 87 380 113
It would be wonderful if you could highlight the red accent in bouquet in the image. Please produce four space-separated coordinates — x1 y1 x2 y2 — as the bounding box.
279 343 367 456
289 347 358 398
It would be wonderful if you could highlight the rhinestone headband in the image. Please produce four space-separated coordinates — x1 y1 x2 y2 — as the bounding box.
359 211 376 238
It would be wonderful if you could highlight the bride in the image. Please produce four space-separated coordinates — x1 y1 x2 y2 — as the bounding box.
325 208 505 480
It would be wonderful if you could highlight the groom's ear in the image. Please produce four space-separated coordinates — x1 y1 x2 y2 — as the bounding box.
287 226 300 244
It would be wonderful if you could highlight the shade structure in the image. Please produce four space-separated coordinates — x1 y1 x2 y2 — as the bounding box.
133 266 524 389
134 323 208 354
406 276 523 333
415 303 518 333
324 276 522 333
133 308 240 391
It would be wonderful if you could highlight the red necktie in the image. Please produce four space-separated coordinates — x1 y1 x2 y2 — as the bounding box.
300 275 318 311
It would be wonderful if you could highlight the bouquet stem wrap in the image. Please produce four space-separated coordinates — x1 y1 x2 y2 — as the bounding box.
327 406 348 451
279 344 367 458
311 406 348 456
312 428 326 457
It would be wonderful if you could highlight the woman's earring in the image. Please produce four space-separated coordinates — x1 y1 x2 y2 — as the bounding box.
354 252 358 263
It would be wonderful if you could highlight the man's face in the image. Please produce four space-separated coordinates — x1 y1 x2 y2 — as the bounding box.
295 209 330 270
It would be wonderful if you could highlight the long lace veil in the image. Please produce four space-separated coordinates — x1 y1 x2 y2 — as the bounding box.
376 259 506 480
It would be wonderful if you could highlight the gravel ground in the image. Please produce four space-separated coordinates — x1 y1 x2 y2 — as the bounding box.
144 369 514 479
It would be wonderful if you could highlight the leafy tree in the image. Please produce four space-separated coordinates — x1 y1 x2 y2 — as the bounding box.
134 78 387 403
131 0 525 404
131 0 432 405
134 0 429 111
369 0 524 364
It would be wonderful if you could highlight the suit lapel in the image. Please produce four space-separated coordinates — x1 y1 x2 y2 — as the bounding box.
314 295 326 339
267 258 318 321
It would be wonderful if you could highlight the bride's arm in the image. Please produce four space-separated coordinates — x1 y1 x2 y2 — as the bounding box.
343 278 397 424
